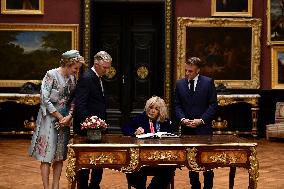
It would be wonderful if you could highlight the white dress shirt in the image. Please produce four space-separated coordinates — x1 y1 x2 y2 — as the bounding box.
188 74 199 91
91 67 104 94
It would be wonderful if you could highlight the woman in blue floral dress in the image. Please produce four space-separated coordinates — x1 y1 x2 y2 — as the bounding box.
29 50 84 189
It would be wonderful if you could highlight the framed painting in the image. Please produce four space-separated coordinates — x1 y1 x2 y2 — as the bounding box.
176 17 261 89
1 0 44 15
211 0 253 17
271 46 284 89
267 0 284 44
0 24 79 87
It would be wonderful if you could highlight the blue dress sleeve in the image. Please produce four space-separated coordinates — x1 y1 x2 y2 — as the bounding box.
122 113 146 136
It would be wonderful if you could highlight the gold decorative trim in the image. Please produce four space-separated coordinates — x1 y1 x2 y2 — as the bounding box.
146 150 178 161
249 147 259 188
83 0 91 65
136 66 149 79
186 147 205 171
212 117 228 131
105 66 116 79
1 0 44 15
164 0 172 110
0 94 40 105
83 0 172 108
121 148 139 173
217 96 259 107
211 0 253 17
267 0 284 45
209 152 237 164
177 17 261 89
271 46 284 89
89 153 116 164
24 116 36 130
0 24 79 87
201 151 247 164
66 147 76 185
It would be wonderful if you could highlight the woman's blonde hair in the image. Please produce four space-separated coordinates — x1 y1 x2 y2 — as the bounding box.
144 96 168 122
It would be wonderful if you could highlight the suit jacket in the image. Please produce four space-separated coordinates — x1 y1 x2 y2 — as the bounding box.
74 69 106 135
174 75 217 135
122 112 173 136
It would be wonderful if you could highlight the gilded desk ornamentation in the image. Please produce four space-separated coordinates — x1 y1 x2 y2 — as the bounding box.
209 152 237 164
201 150 247 164
79 151 126 165
0 93 40 105
0 93 40 134
249 147 259 188
89 153 116 165
67 135 258 189
66 147 76 185
186 147 205 171
217 94 260 107
215 94 260 136
121 148 139 173
218 98 235 106
145 150 178 161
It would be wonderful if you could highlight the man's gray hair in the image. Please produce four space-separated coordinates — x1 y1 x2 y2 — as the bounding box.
94 51 112 64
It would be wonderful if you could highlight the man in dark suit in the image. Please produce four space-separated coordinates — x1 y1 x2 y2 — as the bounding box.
174 57 217 189
74 51 112 189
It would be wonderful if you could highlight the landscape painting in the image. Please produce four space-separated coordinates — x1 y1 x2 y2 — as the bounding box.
0 24 78 87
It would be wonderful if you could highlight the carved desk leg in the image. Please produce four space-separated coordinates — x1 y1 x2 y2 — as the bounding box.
248 147 259 189
66 147 76 189
121 148 140 173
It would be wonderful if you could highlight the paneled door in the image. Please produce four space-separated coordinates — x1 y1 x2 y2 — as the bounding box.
92 2 165 133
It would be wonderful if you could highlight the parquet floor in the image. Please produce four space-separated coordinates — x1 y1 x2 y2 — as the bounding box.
0 137 284 189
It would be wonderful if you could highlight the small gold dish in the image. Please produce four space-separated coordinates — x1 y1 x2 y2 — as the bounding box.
212 117 227 134
24 116 36 130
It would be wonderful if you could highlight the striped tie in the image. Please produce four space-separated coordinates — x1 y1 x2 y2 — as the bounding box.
150 121 155 133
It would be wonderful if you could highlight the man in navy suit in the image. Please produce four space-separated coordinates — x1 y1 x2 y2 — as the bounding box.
174 57 217 189
74 51 112 189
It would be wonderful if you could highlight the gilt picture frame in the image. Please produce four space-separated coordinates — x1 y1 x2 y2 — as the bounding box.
176 17 261 89
271 46 284 89
211 0 253 17
1 0 44 15
267 0 284 45
0 24 79 87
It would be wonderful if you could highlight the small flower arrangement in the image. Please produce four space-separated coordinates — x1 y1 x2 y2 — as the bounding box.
80 115 107 130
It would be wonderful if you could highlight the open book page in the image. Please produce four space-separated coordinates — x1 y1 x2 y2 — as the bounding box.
136 133 155 139
136 132 179 139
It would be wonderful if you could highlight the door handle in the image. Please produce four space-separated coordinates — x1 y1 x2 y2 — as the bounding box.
122 75 125 85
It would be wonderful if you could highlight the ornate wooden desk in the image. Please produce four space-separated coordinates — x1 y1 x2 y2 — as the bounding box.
0 93 40 134
0 93 40 105
66 134 259 189
217 94 260 136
